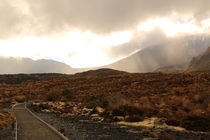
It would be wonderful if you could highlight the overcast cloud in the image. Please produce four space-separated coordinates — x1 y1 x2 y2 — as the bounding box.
0 0 210 68
0 0 209 37
26 0 210 34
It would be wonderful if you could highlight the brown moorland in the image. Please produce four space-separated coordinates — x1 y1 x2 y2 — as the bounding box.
0 69 210 131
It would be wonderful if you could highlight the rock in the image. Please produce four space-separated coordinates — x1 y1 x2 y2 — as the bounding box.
73 107 78 111
91 114 99 117
41 109 51 113
82 108 92 114
59 113 73 118
32 102 40 106
92 117 104 121
80 108 93 116
112 116 125 122
95 107 105 113
154 118 166 125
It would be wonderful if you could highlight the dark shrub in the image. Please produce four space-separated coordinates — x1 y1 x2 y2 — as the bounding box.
61 89 74 99
112 104 144 117
46 93 59 101
197 92 210 104
158 132 175 140
84 94 119 108
165 119 180 126
125 115 144 122
62 90 72 96
181 115 210 132
14 96 26 103
101 110 112 120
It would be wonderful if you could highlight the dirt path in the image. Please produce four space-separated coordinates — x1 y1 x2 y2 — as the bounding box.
13 104 65 140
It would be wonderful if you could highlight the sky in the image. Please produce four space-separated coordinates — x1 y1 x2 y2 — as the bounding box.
0 0 210 68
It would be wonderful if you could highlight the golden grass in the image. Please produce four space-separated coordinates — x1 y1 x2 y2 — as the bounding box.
0 110 14 130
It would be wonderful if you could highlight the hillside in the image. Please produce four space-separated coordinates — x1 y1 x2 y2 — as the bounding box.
74 68 128 77
188 47 210 72
0 57 77 74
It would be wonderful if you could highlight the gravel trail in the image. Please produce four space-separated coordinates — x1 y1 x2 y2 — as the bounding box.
13 104 65 140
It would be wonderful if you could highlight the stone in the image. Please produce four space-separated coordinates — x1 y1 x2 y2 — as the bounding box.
95 107 105 113
59 113 73 118
91 114 99 117
41 109 51 113
112 116 125 122
92 117 104 121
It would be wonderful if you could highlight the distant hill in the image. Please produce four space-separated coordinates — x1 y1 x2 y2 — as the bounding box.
188 47 210 72
0 57 76 74
74 68 128 77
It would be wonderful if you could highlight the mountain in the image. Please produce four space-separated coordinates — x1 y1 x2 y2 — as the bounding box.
0 57 76 74
1 35 210 74
104 35 210 73
188 47 210 72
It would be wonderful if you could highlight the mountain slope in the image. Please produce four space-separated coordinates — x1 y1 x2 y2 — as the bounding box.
0 57 76 74
188 47 210 72
104 36 210 73
154 64 188 73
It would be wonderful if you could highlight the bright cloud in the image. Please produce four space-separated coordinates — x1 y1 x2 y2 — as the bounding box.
1 15 210 68
137 18 208 37
0 30 133 68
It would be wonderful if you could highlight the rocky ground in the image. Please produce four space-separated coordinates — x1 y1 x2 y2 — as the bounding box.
0 109 15 140
28 102 210 140
0 121 15 140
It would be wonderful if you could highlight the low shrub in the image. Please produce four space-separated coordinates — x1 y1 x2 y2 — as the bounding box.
197 92 210 105
112 104 144 117
125 115 144 122
165 119 180 126
14 95 26 103
61 89 75 99
84 94 122 108
46 93 60 101
181 115 210 132
158 132 175 140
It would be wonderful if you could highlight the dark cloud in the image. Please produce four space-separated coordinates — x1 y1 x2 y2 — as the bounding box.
26 0 209 34
0 0 210 36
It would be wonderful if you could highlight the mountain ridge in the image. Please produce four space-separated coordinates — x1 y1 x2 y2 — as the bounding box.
0 57 77 74
188 47 210 72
